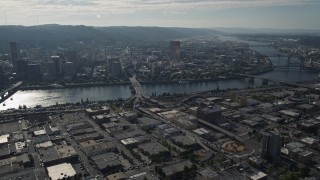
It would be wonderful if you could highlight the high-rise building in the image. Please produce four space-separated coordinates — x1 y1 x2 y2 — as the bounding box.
111 62 122 77
107 58 122 77
10 42 19 71
41 61 57 77
262 131 282 160
16 60 29 79
63 62 76 78
51 56 61 75
170 41 181 64
28 48 42 63
27 64 42 82
67 50 78 62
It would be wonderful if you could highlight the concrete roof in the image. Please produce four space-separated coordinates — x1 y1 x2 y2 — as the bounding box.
0 134 9 144
193 128 210 135
138 142 169 156
91 152 121 170
162 161 193 177
47 163 76 180
121 138 139 145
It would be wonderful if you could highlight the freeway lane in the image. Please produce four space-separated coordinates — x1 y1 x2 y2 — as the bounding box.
197 119 261 156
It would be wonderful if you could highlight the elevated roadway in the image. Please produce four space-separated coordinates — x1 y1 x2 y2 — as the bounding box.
235 73 312 89
0 82 23 104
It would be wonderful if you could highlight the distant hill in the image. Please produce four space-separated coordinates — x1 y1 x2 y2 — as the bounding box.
215 27 320 36
0 25 221 51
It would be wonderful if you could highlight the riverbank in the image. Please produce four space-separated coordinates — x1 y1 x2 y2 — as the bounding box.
19 81 131 91
139 76 243 85
140 67 274 85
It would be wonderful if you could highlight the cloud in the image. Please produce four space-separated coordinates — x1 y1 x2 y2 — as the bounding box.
33 0 96 6
0 0 318 26
4 0 318 12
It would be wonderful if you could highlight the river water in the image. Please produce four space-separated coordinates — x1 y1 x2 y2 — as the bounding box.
1 36 318 110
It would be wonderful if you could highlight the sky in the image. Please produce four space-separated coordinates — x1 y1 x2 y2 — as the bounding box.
0 0 319 29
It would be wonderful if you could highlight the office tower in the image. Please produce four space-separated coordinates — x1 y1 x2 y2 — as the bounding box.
111 62 122 77
262 131 282 160
10 42 19 71
170 41 181 64
27 64 42 82
67 50 77 62
16 60 28 79
108 58 122 77
63 62 75 77
28 48 42 63
51 56 61 75
41 61 57 77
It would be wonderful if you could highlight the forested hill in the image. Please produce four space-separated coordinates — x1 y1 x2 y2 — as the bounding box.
0 25 221 50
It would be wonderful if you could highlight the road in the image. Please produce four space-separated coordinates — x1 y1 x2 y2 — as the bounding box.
52 115 101 178
86 116 141 166
197 119 261 157
136 106 261 160
135 107 233 157
129 75 149 99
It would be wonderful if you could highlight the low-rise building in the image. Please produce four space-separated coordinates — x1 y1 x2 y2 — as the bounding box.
73 132 103 142
164 128 182 137
284 141 314 164
85 106 110 116
193 128 212 140
103 122 125 135
33 129 47 136
70 127 96 136
38 146 61 166
106 172 128 180
197 168 219 180
121 138 139 148
171 135 200 150
91 152 122 174
197 107 222 122
121 112 137 122
114 130 144 141
137 117 162 129
297 119 320 135
279 110 300 118
56 144 78 161
301 137 319 147
0 134 10 146
162 161 194 179
47 163 76 180
138 142 170 161
80 140 117 157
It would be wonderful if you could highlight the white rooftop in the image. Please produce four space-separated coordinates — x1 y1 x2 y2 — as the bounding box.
193 128 209 135
301 137 318 145
0 134 9 144
34 129 47 136
121 138 138 145
250 171 267 180
279 110 299 117
47 163 76 180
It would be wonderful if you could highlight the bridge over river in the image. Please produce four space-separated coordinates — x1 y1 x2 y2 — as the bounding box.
0 82 23 104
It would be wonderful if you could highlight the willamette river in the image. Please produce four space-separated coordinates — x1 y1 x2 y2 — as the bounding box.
0 36 318 110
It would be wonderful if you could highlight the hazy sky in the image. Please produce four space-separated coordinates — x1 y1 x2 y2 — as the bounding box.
0 0 319 29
